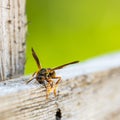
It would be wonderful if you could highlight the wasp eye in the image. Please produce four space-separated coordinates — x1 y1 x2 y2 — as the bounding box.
46 71 49 75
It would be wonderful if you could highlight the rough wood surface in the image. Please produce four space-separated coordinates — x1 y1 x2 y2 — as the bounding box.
0 52 120 120
0 0 27 80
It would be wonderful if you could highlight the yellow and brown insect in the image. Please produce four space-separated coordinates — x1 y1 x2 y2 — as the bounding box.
26 48 79 99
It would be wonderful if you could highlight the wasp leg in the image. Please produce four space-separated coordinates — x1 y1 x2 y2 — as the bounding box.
43 81 47 88
26 72 36 84
46 78 54 87
46 82 53 99
52 77 61 97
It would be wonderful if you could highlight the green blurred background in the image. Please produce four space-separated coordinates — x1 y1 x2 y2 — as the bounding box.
25 0 120 74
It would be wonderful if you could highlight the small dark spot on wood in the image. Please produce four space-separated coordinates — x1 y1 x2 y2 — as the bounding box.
8 20 11 24
77 102 81 106
63 93 69 97
18 26 21 30
18 13 21 16
18 51 24 53
22 42 25 46
56 108 62 120
66 79 69 81
3 83 6 85
7 73 12 78
58 90 60 94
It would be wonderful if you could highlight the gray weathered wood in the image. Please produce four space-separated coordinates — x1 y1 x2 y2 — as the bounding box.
0 0 27 80
0 52 120 120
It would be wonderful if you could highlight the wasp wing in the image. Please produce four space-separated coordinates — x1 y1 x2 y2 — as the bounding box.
32 48 42 69
52 61 79 70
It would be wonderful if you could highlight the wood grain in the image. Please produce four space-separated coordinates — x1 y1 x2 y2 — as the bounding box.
0 0 27 80
0 53 120 120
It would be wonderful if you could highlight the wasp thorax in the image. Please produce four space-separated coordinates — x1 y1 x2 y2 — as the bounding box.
39 68 47 75
37 68 49 79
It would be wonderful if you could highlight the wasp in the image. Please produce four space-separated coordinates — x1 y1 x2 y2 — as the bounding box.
26 48 79 99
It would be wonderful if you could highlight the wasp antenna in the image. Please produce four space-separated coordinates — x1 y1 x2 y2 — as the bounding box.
31 47 34 52
31 48 42 69
26 77 37 84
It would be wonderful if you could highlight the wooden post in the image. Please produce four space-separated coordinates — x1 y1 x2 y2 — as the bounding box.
0 53 120 120
0 0 27 80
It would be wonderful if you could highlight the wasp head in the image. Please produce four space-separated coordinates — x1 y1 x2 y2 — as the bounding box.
36 68 49 85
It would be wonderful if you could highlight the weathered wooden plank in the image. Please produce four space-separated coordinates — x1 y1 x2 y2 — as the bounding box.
0 0 27 80
0 52 120 120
